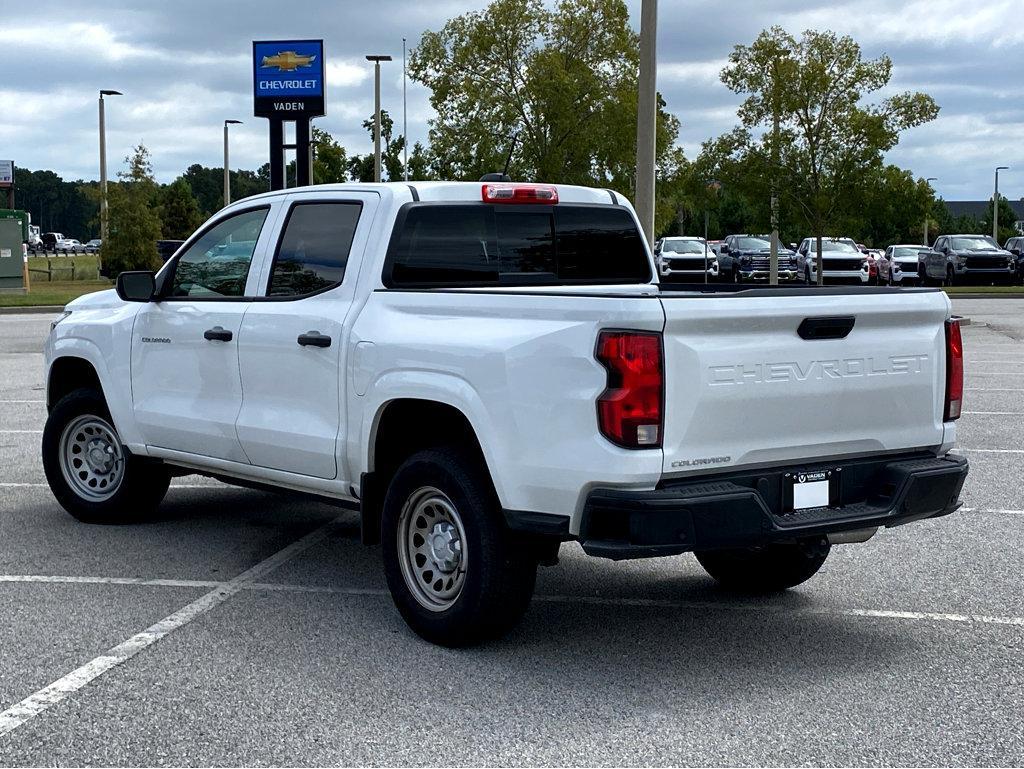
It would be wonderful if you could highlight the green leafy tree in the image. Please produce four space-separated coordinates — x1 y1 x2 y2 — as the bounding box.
104 144 162 274
407 141 433 181
312 126 349 183
719 26 939 282
14 167 99 239
159 177 204 239
348 110 406 182
978 195 1020 245
410 0 679 203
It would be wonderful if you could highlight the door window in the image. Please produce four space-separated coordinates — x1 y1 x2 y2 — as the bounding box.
267 202 362 297
168 208 269 298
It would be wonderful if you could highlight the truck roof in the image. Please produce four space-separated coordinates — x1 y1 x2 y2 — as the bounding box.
238 181 625 207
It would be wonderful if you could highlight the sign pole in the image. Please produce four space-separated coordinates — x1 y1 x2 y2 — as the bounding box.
269 119 285 191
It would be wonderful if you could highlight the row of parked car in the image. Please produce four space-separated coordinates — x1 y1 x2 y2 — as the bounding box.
29 232 102 254
655 233 1024 286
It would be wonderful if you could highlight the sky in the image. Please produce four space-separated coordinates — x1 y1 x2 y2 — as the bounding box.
1 0 1021 201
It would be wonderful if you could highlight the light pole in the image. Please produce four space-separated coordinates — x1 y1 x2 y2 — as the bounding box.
768 46 790 285
365 54 393 182
402 38 408 182
923 177 937 246
994 166 1009 241
704 180 721 285
634 0 657 247
223 120 242 208
98 89 122 247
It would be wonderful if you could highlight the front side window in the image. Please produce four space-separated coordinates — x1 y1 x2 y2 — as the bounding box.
268 202 362 296
168 208 269 298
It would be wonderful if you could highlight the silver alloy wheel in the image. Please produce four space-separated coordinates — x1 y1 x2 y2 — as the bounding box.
59 414 125 501
397 486 468 612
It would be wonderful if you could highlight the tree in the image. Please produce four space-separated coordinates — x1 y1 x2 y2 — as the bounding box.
14 167 99 239
312 126 349 184
159 177 203 239
104 144 162 274
410 0 679 214
407 141 433 181
978 195 1020 245
348 110 406 182
720 26 939 282
840 165 933 246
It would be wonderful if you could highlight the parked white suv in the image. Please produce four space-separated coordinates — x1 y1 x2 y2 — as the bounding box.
42 182 969 646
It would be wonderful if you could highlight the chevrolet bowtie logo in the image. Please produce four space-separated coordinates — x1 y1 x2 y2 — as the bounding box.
261 51 316 71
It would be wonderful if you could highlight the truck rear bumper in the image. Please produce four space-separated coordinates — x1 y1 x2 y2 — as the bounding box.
576 453 968 560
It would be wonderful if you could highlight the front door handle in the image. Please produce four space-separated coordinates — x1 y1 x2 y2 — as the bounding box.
297 331 332 348
203 326 233 342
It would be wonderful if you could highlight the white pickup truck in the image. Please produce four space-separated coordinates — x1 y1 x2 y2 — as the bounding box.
42 181 968 646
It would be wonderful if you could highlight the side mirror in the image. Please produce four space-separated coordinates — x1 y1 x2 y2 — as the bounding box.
116 271 156 302
720 244 730 254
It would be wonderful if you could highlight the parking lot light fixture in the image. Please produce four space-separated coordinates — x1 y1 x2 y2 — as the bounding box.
994 167 1009 240
223 120 243 207
365 55 393 183
98 90 122 248
924 177 937 246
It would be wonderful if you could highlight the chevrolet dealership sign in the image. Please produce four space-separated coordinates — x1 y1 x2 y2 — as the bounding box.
253 40 325 117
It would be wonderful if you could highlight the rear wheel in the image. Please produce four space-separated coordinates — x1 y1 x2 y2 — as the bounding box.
695 541 830 592
381 447 537 646
42 388 170 523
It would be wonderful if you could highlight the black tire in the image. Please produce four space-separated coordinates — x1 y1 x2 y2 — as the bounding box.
42 388 170 524
694 541 830 593
381 447 537 647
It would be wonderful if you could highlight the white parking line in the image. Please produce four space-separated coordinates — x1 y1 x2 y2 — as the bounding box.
0 482 226 489
961 448 1024 454
0 430 42 434
0 400 44 404
961 507 1024 516
2 573 1022 629
965 388 1024 392
962 411 1024 415
0 517 342 738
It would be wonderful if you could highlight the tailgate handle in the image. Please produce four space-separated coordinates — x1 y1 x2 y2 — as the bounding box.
798 316 855 340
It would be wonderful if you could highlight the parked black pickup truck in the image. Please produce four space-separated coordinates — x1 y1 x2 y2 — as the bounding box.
923 234 1016 285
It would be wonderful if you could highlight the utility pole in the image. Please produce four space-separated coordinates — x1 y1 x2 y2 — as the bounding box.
634 0 657 247
994 166 1009 241
768 47 789 286
98 89 122 247
924 177 937 246
223 120 242 208
403 38 409 182
366 55 392 183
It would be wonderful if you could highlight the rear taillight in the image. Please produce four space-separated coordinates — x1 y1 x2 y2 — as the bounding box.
595 331 663 448
481 183 558 204
945 318 963 421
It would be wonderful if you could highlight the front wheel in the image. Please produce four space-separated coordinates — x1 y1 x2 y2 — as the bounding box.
42 388 170 523
695 541 830 592
381 447 537 646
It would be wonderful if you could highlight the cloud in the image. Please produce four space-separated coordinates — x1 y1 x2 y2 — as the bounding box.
1 0 1021 200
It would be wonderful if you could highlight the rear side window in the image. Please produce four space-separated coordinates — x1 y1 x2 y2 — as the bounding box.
267 202 361 297
386 204 650 287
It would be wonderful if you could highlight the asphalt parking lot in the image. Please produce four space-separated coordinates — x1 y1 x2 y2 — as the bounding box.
1 299 1022 766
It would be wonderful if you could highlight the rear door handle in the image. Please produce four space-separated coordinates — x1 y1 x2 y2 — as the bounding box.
203 326 233 342
297 331 332 348
798 316 855 340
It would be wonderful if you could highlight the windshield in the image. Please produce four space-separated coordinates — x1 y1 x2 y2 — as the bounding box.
807 240 859 253
893 247 920 258
733 237 771 250
662 239 706 254
951 236 999 251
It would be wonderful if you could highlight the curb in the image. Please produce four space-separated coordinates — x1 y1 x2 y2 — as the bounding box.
0 305 65 315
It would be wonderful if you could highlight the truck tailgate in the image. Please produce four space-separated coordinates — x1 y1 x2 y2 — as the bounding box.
658 289 951 478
